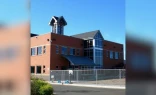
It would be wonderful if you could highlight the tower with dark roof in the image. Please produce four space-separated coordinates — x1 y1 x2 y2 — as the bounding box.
49 16 67 35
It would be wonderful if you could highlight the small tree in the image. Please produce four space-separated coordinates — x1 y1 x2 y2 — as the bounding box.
31 76 53 95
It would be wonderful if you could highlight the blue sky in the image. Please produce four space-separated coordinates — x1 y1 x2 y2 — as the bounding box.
30 0 125 43
0 0 29 24
0 0 126 59
126 0 156 42
0 0 156 61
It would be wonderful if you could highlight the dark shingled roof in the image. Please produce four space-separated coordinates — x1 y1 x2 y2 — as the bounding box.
31 33 38 37
71 30 100 39
49 16 67 26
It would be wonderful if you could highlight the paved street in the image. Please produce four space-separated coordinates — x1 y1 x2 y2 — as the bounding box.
52 85 125 95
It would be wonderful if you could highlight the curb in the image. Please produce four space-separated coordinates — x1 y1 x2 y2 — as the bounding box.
49 82 125 90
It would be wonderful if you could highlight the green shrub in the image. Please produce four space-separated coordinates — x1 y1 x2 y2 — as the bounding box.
31 77 53 95
39 84 53 95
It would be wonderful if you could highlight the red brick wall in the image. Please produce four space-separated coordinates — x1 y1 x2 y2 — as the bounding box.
50 33 84 70
103 40 124 69
31 33 51 74
31 32 124 74
31 33 84 74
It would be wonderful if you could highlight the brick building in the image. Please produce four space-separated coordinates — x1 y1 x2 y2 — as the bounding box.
31 16 124 74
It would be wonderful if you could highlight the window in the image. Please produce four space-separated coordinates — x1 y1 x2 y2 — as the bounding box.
56 46 59 54
84 49 93 60
115 52 119 59
36 66 41 74
31 66 35 73
94 32 103 48
95 39 103 48
84 39 93 48
70 48 74 55
95 49 103 65
61 46 67 55
110 51 113 59
43 46 46 54
73 49 75 55
31 48 36 56
37 46 42 55
88 40 93 47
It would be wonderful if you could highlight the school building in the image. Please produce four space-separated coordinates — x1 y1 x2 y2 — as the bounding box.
31 16 124 74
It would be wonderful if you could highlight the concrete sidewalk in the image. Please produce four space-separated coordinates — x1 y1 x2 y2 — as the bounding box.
49 82 125 90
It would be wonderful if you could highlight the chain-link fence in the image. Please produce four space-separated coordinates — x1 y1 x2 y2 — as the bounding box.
50 69 126 86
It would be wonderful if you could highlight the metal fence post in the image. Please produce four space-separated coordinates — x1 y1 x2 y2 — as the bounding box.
119 69 121 79
76 70 78 83
61 71 63 83
96 69 97 85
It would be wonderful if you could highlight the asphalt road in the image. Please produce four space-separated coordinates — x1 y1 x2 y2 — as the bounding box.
52 85 125 95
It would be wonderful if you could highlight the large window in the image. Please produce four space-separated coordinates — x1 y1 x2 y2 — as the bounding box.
84 49 93 60
95 49 103 65
94 32 103 48
95 39 103 48
31 66 35 73
61 46 67 55
70 48 74 55
110 51 113 59
31 48 36 56
37 46 42 55
84 39 93 48
115 52 119 59
36 66 41 74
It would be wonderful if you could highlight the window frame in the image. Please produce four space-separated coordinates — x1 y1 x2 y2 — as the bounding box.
31 47 36 56
31 66 35 74
115 52 119 59
56 45 59 54
70 48 74 55
61 46 67 55
37 46 42 55
110 51 113 59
